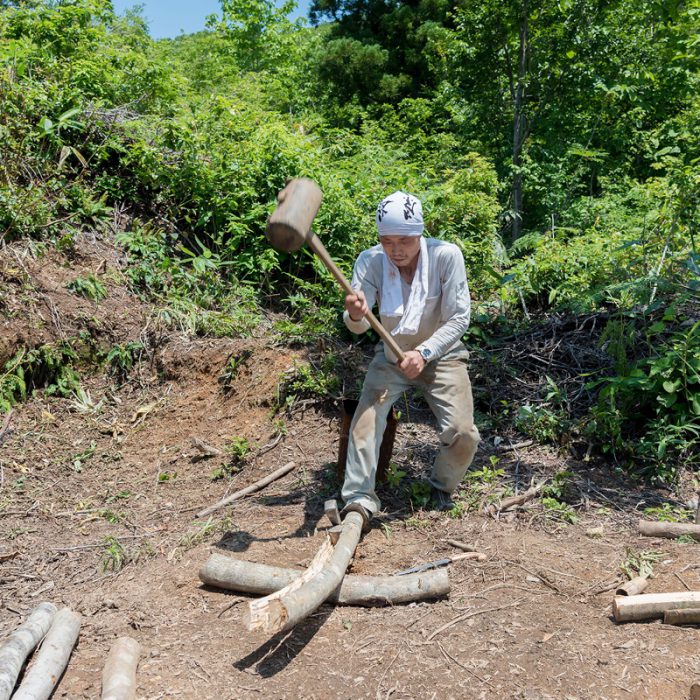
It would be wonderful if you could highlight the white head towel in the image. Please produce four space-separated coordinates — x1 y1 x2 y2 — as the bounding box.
375 192 428 336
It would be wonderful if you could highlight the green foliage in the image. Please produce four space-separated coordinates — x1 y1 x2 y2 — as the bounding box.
106 342 144 382
0 344 80 412
408 481 431 509
621 548 661 580
385 462 406 489
587 321 700 482
66 274 107 302
276 354 340 411
642 502 693 523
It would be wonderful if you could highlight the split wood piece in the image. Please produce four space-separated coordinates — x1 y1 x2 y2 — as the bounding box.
243 538 334 632
196 461 296 518
101 637 141 700
199 552 450 605
12 607 81 700
613 591 700 622
615 576 649 597
638 519 700 541
0 602 57 700
486 480 547 516
663 608 700 625
244 511 365 634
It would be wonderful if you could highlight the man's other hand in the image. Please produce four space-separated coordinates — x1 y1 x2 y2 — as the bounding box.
345 290 368 321
399 350 425 379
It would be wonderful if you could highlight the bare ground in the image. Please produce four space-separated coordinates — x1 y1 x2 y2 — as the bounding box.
1 240 699 700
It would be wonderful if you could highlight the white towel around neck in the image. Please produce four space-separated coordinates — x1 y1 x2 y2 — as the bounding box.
380 236 429 336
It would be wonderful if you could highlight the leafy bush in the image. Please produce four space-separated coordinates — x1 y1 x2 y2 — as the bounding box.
586 321 700 482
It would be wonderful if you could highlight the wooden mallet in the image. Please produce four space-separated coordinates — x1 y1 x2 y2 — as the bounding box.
265 178 406 362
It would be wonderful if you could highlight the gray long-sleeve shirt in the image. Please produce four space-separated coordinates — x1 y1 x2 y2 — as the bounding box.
343 237 471 362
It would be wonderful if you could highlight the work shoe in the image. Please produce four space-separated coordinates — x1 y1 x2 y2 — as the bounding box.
430 487 455 512
340 502 372 533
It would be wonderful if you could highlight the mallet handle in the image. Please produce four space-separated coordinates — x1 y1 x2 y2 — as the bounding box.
308 233 406 363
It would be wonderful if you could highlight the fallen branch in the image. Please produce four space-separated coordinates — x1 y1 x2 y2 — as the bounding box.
613 591 700 622
196 461 296 518
428 601 522 641
244 511 364 634
12 607 81 700
445 539 477 552
200 552 450 605
101 637 141 700
638 519 700 541
663 608 700 625
615 576 649 597
486 480 547 516
0 602 57 700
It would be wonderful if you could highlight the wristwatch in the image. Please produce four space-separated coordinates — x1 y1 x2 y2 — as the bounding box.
418 346 433 363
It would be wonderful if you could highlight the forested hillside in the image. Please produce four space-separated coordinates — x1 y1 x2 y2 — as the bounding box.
0 2 699 696
1 0 697 478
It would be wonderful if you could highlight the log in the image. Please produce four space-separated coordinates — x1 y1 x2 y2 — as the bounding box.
0 602 57 700
613 592 700 622
445 539 477 552
615 576 649 596
663 608 700 625
638 519 700 541
691 682 700 700
199 552 450 605
101 637 141 700
244 511 364 633
12 607 81 700
196 461 296 518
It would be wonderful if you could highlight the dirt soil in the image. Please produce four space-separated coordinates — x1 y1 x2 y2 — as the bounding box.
1 239 700 700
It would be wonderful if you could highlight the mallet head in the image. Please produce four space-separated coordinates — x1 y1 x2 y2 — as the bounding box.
265 178 323 253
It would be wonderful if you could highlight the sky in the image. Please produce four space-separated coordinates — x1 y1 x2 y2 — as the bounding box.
111 0 310 40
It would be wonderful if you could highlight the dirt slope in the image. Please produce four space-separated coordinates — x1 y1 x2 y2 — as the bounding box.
1 239 699 700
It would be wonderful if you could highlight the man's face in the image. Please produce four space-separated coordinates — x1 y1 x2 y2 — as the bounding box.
380 235 421 269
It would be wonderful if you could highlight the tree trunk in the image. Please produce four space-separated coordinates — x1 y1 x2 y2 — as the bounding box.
638 519 700 541
613 592 700 622
244 511 364 633
12 608 81 700
0 602 56 700
101 637 141 700
200 552 450 605
510 1 528 242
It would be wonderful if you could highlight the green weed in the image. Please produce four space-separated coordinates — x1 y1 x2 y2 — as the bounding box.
642 502 693 523
621 548 661 580
66 275 107 302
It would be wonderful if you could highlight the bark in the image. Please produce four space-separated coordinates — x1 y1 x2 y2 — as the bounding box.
510 1 529 242
0 602 56 700
196 461 296 518
12 607 81 700
663 608 700 625
615 576 649 596
638 519 700 541
244 511 364 634
199 552 450 605
613 592 700 622
101 637 141 700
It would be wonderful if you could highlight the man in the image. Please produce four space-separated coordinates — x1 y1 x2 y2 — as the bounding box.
341 191 480 527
